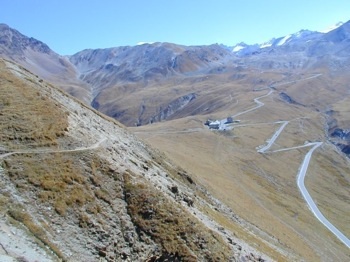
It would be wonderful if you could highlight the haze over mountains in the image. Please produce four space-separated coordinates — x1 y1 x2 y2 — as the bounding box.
1 21 350 126
1 20 350 153
1 21 350 261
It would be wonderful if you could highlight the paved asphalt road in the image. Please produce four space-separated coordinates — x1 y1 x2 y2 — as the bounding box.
257 121 289 153
297 142 350 248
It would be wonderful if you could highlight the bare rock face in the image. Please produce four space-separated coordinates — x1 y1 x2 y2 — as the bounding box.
331 128 350 141
0 24 91 104
279 92 296 104
149 93 196 124
331 128 350 157
0 23 51 57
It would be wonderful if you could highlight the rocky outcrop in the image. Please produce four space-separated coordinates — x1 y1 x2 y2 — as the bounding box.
331 128 350 157
149 93 196 123
336 143 350 155
0 23 51 57
326 113 350 158
330 128 350 141
0 24 91 104
279 92 297 104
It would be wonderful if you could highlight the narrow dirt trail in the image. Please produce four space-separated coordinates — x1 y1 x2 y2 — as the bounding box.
0 138 107 159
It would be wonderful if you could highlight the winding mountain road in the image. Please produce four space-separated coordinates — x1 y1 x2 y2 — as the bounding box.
229 73 350 249
132 73 349 248
257 121 289 153
296 142 350 248
232 89 274 118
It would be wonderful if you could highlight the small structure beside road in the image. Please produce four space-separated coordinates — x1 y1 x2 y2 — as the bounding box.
205 116 238 131
208 120 220 129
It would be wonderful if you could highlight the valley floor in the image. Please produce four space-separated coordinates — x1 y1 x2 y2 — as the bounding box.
131 73 350 261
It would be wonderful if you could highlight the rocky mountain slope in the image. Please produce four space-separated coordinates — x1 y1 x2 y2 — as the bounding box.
0 23 91 104
68 42 234 126
0 58 272 261
69 42 232 89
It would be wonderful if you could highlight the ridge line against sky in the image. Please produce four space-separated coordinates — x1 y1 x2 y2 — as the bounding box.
2 0 350 55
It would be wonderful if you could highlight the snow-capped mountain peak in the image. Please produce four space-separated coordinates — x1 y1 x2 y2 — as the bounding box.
319 21 344 33
260 39 274 49
277 34 291 46
232 28 320 56
232 42 247 52
258 35 291 49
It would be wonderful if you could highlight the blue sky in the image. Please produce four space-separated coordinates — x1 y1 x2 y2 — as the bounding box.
2 0 350 55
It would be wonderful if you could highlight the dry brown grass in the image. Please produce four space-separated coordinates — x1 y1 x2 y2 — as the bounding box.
0 61 69 150
306 145 350 236
331 96 350 128
0 59 119 259
5 153 82 212
199 204 288 261
3 151 118 217
3 148 124 259
123 171 232 261
131 71 350 260
94 68 286 126
0 58 236 260
2 55 350 260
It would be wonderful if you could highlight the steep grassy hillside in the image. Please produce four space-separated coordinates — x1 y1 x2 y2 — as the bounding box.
0 59 273 261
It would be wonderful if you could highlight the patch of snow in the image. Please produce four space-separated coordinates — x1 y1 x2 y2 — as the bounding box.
232 45 245 52
277 34 291 46
137 41 155 45
319 21 344 33
260 42 272 49
294 31 302 37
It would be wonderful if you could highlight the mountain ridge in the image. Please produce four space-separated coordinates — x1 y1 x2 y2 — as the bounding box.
230 21 345 55
1 21 350 126
0 23 92 104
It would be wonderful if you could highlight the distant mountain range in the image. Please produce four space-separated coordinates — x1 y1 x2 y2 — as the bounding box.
1 20 350 126
230 22 345 56
231 29 323 56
